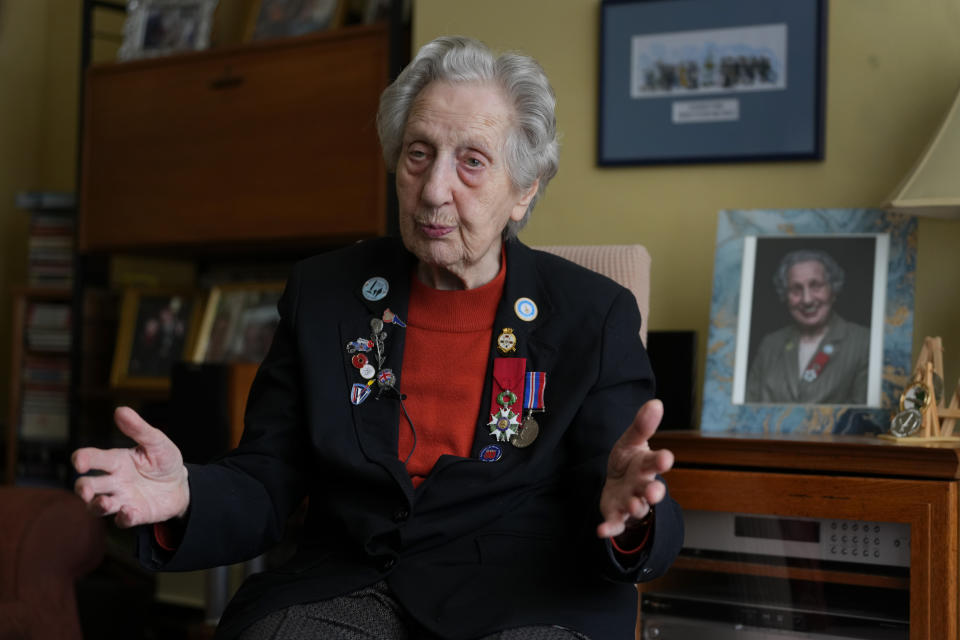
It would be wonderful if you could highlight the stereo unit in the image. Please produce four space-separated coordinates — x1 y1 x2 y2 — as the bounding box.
682 510 911 568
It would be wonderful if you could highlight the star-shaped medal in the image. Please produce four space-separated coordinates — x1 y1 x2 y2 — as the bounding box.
488 408 521 442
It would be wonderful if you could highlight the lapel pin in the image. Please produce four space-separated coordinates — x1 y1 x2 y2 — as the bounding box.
362 276 389 301
514 297 538 322
382 308 407 327
351 383 372 405
479 444 503 462
497 328 518 354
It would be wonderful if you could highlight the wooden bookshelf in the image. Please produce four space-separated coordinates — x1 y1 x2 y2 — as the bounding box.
6 287 73 485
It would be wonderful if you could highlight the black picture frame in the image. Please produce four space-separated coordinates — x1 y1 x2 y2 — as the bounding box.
598 0 827 166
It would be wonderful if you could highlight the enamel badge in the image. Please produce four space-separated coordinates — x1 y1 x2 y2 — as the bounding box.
362 276 389 301
497 328 518 354
351 383 372 405
514 297 538 322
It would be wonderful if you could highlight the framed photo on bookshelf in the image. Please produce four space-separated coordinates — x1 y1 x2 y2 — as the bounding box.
192 282 284 364
246 0 347 40
111 288 202 390
117 0 219 61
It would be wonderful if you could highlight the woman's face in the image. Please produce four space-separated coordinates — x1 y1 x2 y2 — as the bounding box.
786 259 835 332
396 81 538 289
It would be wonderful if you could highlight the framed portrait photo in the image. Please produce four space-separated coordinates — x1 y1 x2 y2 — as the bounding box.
111 288 203 390
246 0 346 41
701 209 918 436
117 0 219 61
598 0 826 165
192 282 284 364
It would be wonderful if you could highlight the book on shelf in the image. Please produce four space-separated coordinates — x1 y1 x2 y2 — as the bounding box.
20 384 70 442
16 190 76 289
15 191 75 210
24 301 72 352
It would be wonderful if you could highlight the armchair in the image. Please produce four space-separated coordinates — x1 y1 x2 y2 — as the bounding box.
0 487 106 640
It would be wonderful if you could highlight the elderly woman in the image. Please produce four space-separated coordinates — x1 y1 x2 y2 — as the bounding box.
745 249 871 405
72 36 682 640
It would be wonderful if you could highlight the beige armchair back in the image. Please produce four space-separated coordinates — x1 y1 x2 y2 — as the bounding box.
534 244 651 345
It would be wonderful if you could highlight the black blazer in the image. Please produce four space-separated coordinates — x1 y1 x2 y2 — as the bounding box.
141 237 683 640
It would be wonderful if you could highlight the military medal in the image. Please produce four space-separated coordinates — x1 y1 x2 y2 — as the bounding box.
801 347 832 383
890 408 922 437
486 358 526 446
497 328 517 354
512 371 546 448
488 408 521 442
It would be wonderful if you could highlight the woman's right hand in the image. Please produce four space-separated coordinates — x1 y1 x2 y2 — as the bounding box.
72 406 190 528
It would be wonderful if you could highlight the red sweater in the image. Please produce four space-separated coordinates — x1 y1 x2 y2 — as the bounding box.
398 261 506 487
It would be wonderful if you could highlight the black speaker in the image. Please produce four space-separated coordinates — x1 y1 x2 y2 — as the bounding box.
163 362 233 464
646 331 697 430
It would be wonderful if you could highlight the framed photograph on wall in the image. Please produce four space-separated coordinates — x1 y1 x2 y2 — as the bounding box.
192 282 284 364
598 0 827 165
701 209 917 436
246 0 346 40
111 288 203 389
117 0 219 61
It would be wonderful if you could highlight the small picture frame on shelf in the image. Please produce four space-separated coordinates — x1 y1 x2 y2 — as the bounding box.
191 282 284 364
117 0 219 61
246 0 347 41
111 288 202 390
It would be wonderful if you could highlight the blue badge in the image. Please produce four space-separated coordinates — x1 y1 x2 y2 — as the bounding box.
351 383 372 405
479 444 503 462
514 297 538 322
362 276 389 301
823 344 835 354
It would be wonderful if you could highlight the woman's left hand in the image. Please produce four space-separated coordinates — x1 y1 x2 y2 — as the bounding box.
597 399 674 539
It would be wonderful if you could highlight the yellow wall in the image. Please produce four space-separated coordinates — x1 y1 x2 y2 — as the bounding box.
0 0 79 416
416 0 960 424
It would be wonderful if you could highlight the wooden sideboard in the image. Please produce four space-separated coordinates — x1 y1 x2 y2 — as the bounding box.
642 431 960 640
79 24 390 251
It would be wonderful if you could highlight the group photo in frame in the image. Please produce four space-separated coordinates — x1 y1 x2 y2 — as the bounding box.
117 0 219 61
110 287 203 390
598 0 826 165
701 209 917 436
191 281 284 364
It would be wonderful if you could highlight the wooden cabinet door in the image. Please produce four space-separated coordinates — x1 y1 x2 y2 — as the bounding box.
654 468 958 640
80 26 389 251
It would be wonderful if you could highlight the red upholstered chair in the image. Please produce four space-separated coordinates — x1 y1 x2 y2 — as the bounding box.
0 487 106 640
534 244 652 345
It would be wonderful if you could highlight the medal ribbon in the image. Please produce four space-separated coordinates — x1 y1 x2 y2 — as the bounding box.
523 371 546 411
490 358 526 416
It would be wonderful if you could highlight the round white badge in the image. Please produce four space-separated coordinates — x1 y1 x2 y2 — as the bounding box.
514 297 538 322
360 364 376 379
362 276 389 301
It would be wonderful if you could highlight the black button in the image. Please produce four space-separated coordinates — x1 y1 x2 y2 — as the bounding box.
393 508 410 523
379 558 396 572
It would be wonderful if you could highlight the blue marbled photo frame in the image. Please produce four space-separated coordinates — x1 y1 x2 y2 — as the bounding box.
701 209 917 435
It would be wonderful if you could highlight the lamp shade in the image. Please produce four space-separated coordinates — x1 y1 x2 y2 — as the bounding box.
887 86 960 218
